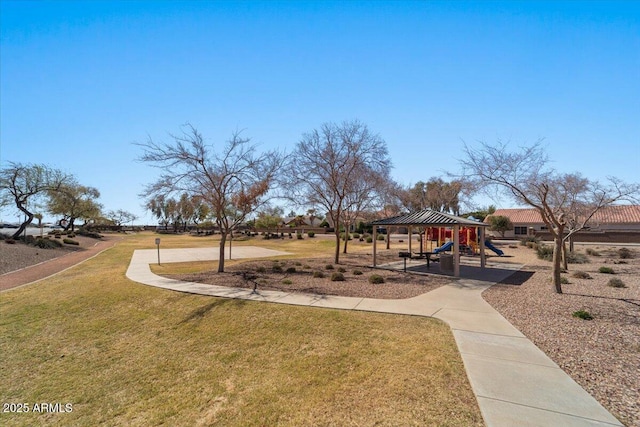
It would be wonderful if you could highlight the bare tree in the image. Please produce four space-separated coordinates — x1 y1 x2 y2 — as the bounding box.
0 162 70 239
376 179 411 249
460 139 639 293
341 168 386 253
286 120 391 264
137 124 283 272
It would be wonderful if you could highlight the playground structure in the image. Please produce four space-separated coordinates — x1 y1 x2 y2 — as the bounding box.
370 209 492 277
422 227 504 256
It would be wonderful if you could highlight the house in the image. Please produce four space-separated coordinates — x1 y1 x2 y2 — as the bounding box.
282 215 324 228
486 205 640 243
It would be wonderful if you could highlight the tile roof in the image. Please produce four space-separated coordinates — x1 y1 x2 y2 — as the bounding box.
488 205 640 224
370 208 487 227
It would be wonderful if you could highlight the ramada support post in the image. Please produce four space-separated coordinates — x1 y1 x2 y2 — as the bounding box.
479 226 486 268
453 224 460 277
373 226 378 267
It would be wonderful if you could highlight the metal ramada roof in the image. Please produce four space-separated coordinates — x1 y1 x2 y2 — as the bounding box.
370 208 488 227
488 205 640 224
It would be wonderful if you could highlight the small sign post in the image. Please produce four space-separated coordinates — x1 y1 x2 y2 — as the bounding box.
155 238 161 265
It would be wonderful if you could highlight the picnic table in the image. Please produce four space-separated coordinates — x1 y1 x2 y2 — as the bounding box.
398 251 437 272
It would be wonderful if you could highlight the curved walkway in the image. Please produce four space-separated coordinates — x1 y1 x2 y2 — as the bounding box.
1 236 121 292
126 247 622 427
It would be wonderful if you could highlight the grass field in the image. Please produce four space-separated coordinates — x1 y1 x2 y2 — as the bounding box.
0 232 482 426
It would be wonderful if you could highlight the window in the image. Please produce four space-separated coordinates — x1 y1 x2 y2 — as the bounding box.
514 226 528 235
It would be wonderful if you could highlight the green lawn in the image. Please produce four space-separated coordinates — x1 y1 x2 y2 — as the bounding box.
0 233 482 426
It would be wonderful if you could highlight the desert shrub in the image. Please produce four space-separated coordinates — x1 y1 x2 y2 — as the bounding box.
353 270 363 275
618 247 633 259
366 237 373 243
5 238 16 244
281 279 293 285
54 234 62 239
63 238 79 245
608 278 626 288
307 231 315 238
598 266 615 274
34 238 62 249
560 276 569 284
295 262 302 266
337 267 346 273
352 232 360 239
296 232 303 240
368 274 385 284
567 252 589 264
285 267 297 273
377 234 385 241
572 271 592 279
341 232 352 241
330 272 345 282
78 231 102 239
302 264 311 269
325 264 334 270
256 266 266 273
572 310 593 320
585 248 600 257
312 271 325 278
272 265 283 273
520 236 539 246
536 245 553 261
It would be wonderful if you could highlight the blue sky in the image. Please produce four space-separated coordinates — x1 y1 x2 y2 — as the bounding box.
1 0 639 224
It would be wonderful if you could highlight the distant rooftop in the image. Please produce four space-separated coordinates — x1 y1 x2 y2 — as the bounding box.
488 205 640 224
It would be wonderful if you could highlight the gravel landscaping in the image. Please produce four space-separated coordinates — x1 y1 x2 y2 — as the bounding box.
167 251 452 299
484 244 640 427
0 237 80 275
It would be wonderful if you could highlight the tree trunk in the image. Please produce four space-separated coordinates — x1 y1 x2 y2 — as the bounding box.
552 236 564 293
386 227 391 250
218 232 227 273
12 209 33 240
334 228 341 264
561 241 568 271
342 221 350 254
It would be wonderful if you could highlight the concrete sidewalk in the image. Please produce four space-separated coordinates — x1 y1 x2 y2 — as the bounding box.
126 247 623 427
